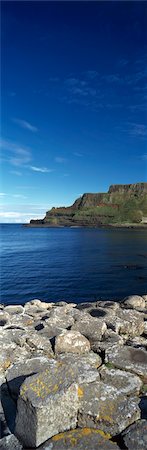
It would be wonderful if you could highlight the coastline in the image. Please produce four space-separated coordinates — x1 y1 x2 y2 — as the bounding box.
0 295 147 449
24 222 147 229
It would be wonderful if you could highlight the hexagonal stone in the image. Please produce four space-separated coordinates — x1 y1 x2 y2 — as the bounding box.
26 333 54 357
0 435 22 450
6 356 57 399
90 331 124 353
78 381 140 436
15 363 80 447
57 351 102 369
71 315 107 342
105 345 147 382
4 305 24 315
122 295 146 310
38 428 120 450
55 330 90 355
99 366 142 395
122 419 147 450
106 309 144 337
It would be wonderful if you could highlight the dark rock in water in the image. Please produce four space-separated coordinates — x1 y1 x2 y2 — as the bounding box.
122 419 147 450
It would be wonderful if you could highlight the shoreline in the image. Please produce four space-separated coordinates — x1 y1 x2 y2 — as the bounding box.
0 295 147 449
24 223 147 229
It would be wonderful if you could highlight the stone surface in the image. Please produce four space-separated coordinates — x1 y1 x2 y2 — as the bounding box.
144 321 147 335
106 309 144 337
55 330 91 354
38 428 120 449
0 434 22 450
91 331 124 353
57 351 102 369
122 419 147 450
122 295 146 310
26 333 54 357
105 345 147 382
6 356 57 399
15 363 79 447
4 305 24 315
78 382 140 435
126 336 147 350
72 314 107 342
99 366 142 395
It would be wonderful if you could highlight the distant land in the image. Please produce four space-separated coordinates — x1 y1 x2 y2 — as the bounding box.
26 183 147 228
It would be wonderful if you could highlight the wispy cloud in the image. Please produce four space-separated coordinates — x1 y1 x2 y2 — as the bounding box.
12 194 27 199
55 157 67 163
129 123 147 138
0 139 31 166
0 192 7 197
73 152 83 157
118 59 128 67
102 74 121 83
10 170 22 176
0 211 44 223
142 154 147 160
13 118 38 132
85 70 98 79
30 166 53 173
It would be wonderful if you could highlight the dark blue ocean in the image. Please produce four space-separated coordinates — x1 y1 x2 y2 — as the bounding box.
0 224 147 305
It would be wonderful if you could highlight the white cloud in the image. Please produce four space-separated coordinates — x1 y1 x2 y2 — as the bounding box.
12 194 27 199
13 118 38 132
10 170 22 176
30 166 53 173
0 139 31 166
0 211 44 223
0 193 6 197
73 152 83 157
129 123 147 137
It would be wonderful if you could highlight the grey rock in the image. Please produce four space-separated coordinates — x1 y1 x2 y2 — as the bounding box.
78 381 140 435
15 363 80 447
6 356 57 399
122 419 147 450
57 351 102 369
99 366 142 395
55 330 91 355
91 330 124 353
126 336 147 350
26 333 54 357
72 315 107 342
0 434 22 449
4 305 24 315
122 295 146 310
105 345 147 382
106 309 144 337
38 428 120 449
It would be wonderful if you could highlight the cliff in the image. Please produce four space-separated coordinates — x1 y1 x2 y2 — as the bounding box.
28 183 147 227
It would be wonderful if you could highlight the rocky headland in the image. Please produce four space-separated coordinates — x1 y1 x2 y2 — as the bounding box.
0 295 147 449
26 183 147 228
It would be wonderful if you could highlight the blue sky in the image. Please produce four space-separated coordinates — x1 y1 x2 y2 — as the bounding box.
1 1 147 222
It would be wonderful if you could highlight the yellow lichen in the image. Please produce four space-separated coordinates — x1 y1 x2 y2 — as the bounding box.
78 386 84 398
3 359 11 370
52 432 66 441
96 429 112 439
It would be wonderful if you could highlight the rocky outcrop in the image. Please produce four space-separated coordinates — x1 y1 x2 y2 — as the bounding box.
0 295 147 449
27 182 147 227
